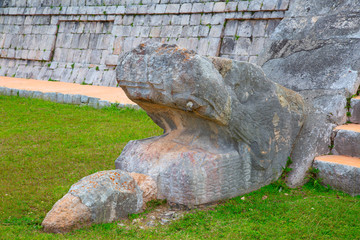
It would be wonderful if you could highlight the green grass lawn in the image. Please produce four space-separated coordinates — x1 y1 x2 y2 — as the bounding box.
0 95 359 239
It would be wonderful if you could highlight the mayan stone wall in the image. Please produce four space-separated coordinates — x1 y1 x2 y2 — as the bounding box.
0 0 289 86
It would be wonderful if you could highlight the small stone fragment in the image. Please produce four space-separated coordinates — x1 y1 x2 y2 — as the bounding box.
42 193 91 233
129 172 157 207
42 170 144 233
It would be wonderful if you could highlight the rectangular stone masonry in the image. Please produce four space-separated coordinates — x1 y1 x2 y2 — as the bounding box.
0 1 286 86
350 98 360 123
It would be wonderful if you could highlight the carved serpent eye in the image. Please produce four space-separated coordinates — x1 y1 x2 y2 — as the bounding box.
186 101 194 110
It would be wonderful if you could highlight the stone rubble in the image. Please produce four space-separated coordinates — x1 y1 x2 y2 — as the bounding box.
42 170 156 233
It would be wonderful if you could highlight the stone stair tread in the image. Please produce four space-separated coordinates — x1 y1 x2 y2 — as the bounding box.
334 123 360 133
314 155 360 168
353 96 360 100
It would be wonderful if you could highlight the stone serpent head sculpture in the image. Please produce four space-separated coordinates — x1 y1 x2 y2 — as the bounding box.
115 43 306 206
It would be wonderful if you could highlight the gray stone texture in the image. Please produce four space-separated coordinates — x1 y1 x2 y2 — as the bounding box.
0 1 284 86
42 170 146 233
115 43 306 206
313 159 360 196
350 98 360 124
42 193 92 233
333 129 360 158
69 170 143 223
258 0 360 187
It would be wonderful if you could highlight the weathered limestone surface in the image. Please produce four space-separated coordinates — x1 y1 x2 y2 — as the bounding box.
0 0 288 86
42 193 91 233
258 0 360 187
350 98 360 124
314 156 360 196
42 170 146 233
115 43 306 206
333 129 360 158
129 172 157 208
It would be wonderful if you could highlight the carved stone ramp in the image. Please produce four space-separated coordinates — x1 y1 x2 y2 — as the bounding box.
313 155 360 196
0 76 137 108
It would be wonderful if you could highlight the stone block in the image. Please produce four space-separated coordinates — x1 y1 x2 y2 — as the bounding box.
252 20 267 37
234 37 251 56
224 20 238 37
126 5 138 14
133 15 145 26
225 2 238 12
192 3 204 13
203 2 214 12
63 94 74 104
262 0 277 10
249 37 265 55
237 21 252 37
55 93 65 103
161 15 172 26
207 37 220 56
210 13 225 25
18 89 32 98
32 91 43 99
0 87 6 95
130 26 141 37
72 94 82 105
314 156 360 196
88 97 100 108
277 0 290 10
209 25 223 38
137 5 148 14
150 27 161 38
213 2 226 12
179 3 192 13
180 14 190 25
197 38 209 55
149 15 163 26
166 4 180 14
43 92 57 102
220 37 235 55
123 15 134 26
98 100 111 108
105 55 119 66
350 98 360 124
112 26 131 37
155 4 167 14
198 25 210 37
42 170 144 233
116 6 125 14
271 11 285 18
248 0 262 11
102 70 117 87
200 14 212 25
333 126 360 158
80 95 89 104
147 4 157 14
4 88 13 96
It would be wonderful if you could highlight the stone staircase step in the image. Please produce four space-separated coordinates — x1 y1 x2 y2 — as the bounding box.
313 155 360 196
332 124 360 158
350 96 360 123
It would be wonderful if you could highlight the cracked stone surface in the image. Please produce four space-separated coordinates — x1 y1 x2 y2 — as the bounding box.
42 170 148 233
